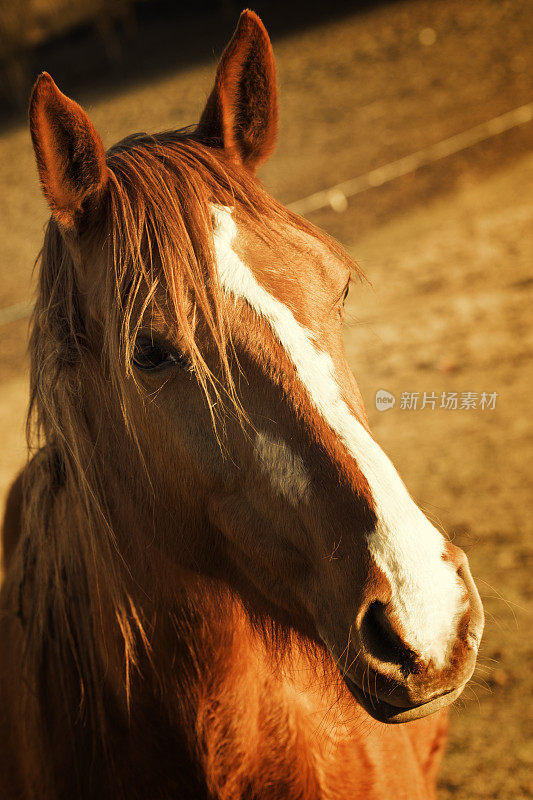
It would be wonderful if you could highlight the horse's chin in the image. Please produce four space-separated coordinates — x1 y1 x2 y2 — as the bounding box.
343 674 466 724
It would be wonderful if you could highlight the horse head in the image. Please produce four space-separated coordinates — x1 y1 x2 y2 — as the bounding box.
28 10 483 724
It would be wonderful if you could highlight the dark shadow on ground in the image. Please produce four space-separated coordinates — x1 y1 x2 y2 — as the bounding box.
0 0 398 132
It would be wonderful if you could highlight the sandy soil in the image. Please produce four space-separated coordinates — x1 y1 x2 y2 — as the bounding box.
0 1 532 797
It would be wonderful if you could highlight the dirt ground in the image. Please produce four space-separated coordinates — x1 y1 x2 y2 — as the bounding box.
0 1 532 797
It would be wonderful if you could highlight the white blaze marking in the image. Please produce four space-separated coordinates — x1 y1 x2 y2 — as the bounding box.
211 207 464 667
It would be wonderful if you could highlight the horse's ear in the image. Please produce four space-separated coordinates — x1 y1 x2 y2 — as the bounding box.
29 72 108 229
197 10 278 172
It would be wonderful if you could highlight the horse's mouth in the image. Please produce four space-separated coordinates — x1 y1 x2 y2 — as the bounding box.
342 674 466 724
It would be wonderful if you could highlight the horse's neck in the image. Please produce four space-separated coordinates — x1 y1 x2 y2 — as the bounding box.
96 499 428 800
144 587 444 800
142 587 345 800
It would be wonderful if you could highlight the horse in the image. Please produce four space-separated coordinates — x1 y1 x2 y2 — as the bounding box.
0 10 484 800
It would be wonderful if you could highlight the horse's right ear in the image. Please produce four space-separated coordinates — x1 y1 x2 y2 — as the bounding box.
196 10 278 172
29 73 108 230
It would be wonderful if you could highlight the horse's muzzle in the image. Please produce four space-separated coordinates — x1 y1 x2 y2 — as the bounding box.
331 545 484 724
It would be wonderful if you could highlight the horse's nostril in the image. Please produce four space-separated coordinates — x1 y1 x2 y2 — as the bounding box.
360 602 420 676
457 566 485 649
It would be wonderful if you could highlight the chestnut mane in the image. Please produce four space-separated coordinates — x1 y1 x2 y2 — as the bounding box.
21 132 355 746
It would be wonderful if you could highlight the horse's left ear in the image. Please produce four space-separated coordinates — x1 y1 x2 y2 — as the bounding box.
197 10 278 172
29 72 108 229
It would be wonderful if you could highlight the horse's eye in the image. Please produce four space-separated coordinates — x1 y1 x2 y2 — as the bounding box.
132 338 182 371
342 283 350 304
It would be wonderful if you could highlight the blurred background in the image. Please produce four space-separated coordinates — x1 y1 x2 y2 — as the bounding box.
0 1 531 797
